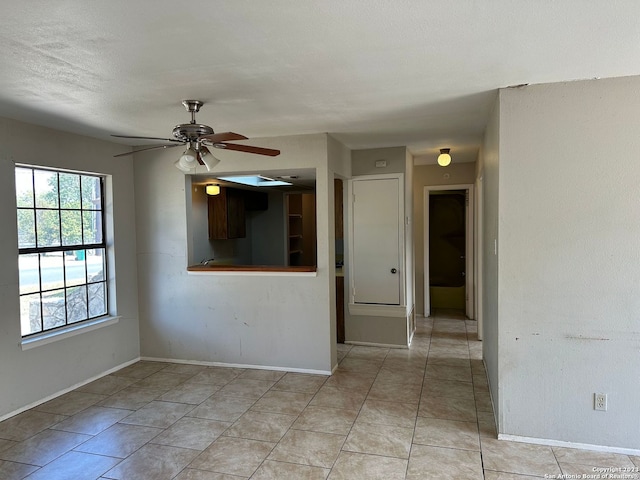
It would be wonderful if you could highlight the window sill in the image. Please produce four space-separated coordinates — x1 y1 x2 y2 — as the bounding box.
21 316 120 351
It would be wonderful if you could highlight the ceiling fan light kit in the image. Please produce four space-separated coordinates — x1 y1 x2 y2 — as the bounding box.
198 145 221 171
175 157 197 173
112 100 280 171
180 146 197 163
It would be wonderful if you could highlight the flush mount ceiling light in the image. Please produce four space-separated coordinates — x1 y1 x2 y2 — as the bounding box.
206 184 220 195
437 148 452 167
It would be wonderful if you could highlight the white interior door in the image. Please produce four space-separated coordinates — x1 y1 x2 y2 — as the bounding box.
352 177 401 305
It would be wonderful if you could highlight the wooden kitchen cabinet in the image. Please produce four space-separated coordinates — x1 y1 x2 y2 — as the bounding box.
208 187 246 239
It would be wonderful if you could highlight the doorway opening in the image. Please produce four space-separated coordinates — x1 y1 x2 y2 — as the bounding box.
430 190 466 310
424 184 474 319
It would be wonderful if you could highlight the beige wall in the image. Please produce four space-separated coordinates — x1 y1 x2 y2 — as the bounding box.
0 117 140 419
135 133 340 373
479 98 500 429
496 76 640 449
413 162 477 316
347 147 413 346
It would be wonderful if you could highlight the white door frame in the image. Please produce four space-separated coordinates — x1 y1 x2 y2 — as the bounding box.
475 175 484 339
424 184 475 319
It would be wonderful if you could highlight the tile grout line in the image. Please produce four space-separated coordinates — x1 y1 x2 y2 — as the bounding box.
327 344 388 475
244 370 329 479
464 314 488 480
405 313 433 479
200 368 287 479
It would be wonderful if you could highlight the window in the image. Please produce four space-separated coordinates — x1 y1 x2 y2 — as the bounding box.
15 166 108 337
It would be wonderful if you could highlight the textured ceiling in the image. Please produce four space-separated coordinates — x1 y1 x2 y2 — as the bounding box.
1 1 639 163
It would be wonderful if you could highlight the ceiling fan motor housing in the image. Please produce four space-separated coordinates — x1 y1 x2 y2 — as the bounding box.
172 124 214 142
174 100 214 142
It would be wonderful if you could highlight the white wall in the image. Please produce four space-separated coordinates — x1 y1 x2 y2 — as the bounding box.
327 135 352 180
327 135 352 367
187 180 216 265
0 117 140 418
479 99 500 429
405 149 414 333
134 134 337 373
497 77 640 450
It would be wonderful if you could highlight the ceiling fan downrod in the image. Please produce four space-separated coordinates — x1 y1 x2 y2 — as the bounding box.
182 100 203 124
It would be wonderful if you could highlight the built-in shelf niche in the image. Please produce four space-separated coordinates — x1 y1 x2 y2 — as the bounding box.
286 192 316 266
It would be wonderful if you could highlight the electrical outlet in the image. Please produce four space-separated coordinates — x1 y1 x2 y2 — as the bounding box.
594 393 608 411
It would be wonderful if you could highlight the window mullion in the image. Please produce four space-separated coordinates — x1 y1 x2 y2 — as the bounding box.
31 168 39 250
38 254 43 333
34 171 43 329
19 243 105 256
17 167 107 337
56 173 69 327
100 177 107 314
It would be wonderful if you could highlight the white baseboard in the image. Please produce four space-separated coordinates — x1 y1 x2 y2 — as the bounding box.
498 434 640 456
0 356 140 423
140 356 332 376
344 340 409 349
485 361 640 455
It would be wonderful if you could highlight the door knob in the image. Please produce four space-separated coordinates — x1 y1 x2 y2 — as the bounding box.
390 268 397 274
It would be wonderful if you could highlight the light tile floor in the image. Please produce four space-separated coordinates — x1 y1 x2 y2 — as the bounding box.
1 309 639 479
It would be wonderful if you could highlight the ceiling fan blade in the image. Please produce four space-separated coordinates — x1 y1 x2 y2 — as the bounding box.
198 132 248 143
213 143 281 157
111 134 183 143
113 144 181 157
196 151 205 166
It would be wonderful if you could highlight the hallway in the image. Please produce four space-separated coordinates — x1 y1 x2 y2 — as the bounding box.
0 311 638 479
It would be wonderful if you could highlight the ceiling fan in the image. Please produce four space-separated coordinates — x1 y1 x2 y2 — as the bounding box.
112 100 280 172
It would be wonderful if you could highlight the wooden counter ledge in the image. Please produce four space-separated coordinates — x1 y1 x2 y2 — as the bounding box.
187 264 317 273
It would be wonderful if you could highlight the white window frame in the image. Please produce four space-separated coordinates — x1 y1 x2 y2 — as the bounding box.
15 165 112 341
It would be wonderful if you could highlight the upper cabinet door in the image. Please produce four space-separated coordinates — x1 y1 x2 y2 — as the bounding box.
352 177 402 305
208 187 246 239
